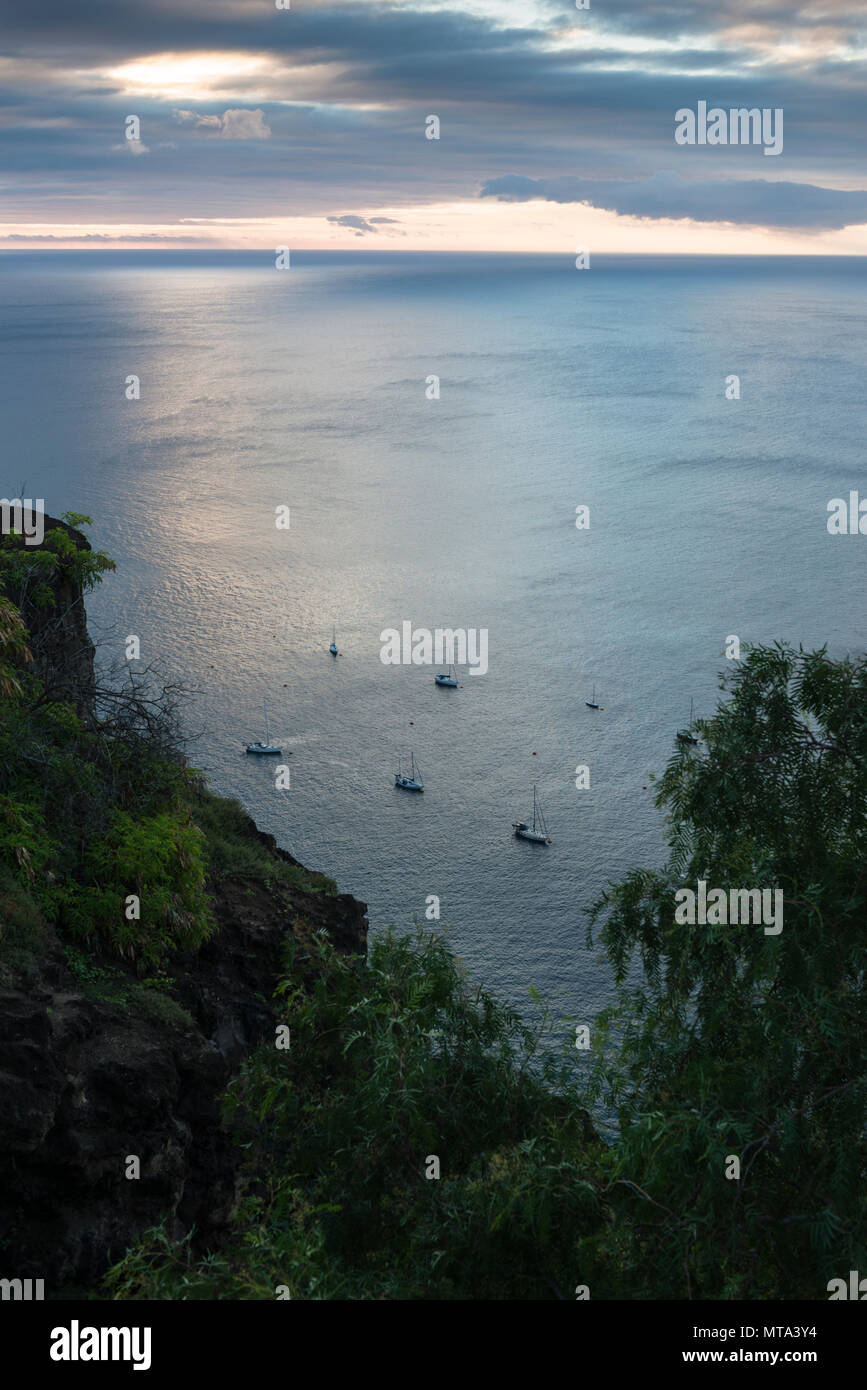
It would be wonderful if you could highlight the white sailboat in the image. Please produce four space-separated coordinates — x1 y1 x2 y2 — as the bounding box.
434 663 458 687
329 624 338 657
394 752 424 792
513 785 551 844
245 700 282 755
585 682 601 710
677 697 699 746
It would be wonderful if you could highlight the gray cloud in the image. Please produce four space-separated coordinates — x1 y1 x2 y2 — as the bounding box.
328 214 378 233
327 214 400 233
480 171 867 230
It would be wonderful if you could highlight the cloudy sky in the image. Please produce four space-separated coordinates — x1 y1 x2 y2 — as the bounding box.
1 0 866 252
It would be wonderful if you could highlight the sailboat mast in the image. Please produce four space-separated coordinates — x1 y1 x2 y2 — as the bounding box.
264 700 270 744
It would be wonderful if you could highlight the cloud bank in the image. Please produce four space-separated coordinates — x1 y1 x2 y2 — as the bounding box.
480 172 867 230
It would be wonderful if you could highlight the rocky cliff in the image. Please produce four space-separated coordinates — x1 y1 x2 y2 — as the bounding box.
0 517 368 1290
1 512 96 711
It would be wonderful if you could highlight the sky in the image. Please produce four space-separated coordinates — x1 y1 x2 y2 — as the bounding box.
1 0 866 253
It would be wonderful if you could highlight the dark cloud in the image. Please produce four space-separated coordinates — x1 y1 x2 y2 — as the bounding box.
0 2 539 65
326 214 402 234
480 171 867 229
327 214 379 232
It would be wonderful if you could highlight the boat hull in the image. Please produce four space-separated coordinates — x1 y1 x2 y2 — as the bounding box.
513 823 550 843
246 744 282 755
435 675 458 687
395 776 424 791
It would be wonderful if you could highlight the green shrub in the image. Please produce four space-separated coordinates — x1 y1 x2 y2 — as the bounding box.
0 571 218 970
63 944 130 1004
127 984 195 1031
586 643 867 1298
63 806 216 966
194 790 337 895
104 925 605 1300
193 793 281 883
0 511 115 610
0 873 46 974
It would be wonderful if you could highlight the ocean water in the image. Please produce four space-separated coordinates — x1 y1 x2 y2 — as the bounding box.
2 251 866 1028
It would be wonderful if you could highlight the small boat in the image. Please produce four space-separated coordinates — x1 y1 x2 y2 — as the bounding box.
677 697 699 746
329 624 338 657
585 682 602 710
246 700 282 755
394 752 424 792
513 785 551 843
435 663 458 687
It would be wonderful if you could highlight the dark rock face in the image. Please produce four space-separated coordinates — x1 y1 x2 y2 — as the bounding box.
0 518 368 1289
0 861 367 1289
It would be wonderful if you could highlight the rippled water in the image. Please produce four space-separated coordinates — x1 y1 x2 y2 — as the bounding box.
2 251 866 1025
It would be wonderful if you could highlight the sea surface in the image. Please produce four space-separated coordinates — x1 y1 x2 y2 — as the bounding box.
2 251 866 1033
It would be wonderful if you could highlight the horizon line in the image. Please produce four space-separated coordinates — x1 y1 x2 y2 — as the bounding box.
2 248 866 259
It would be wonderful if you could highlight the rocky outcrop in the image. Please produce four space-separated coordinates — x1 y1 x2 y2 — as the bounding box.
0 512 95 710
0 838 366 1289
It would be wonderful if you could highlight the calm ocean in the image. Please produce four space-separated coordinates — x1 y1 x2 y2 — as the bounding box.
2 251 866 1025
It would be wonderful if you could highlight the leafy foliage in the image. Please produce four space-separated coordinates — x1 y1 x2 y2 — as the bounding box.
586 643 867 1297
0 520 214 967
0 868 46 976
0 677 215 967
0 596 31 698
194 791 338 896
0 511 114 611
104 926 605 1300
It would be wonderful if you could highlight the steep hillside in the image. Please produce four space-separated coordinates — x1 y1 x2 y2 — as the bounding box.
0 513 367 1287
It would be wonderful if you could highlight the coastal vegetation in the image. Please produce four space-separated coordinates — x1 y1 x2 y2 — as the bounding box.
584 642 867 1298
103 645 867 1300
0 514 214 971
1 519 863 1298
